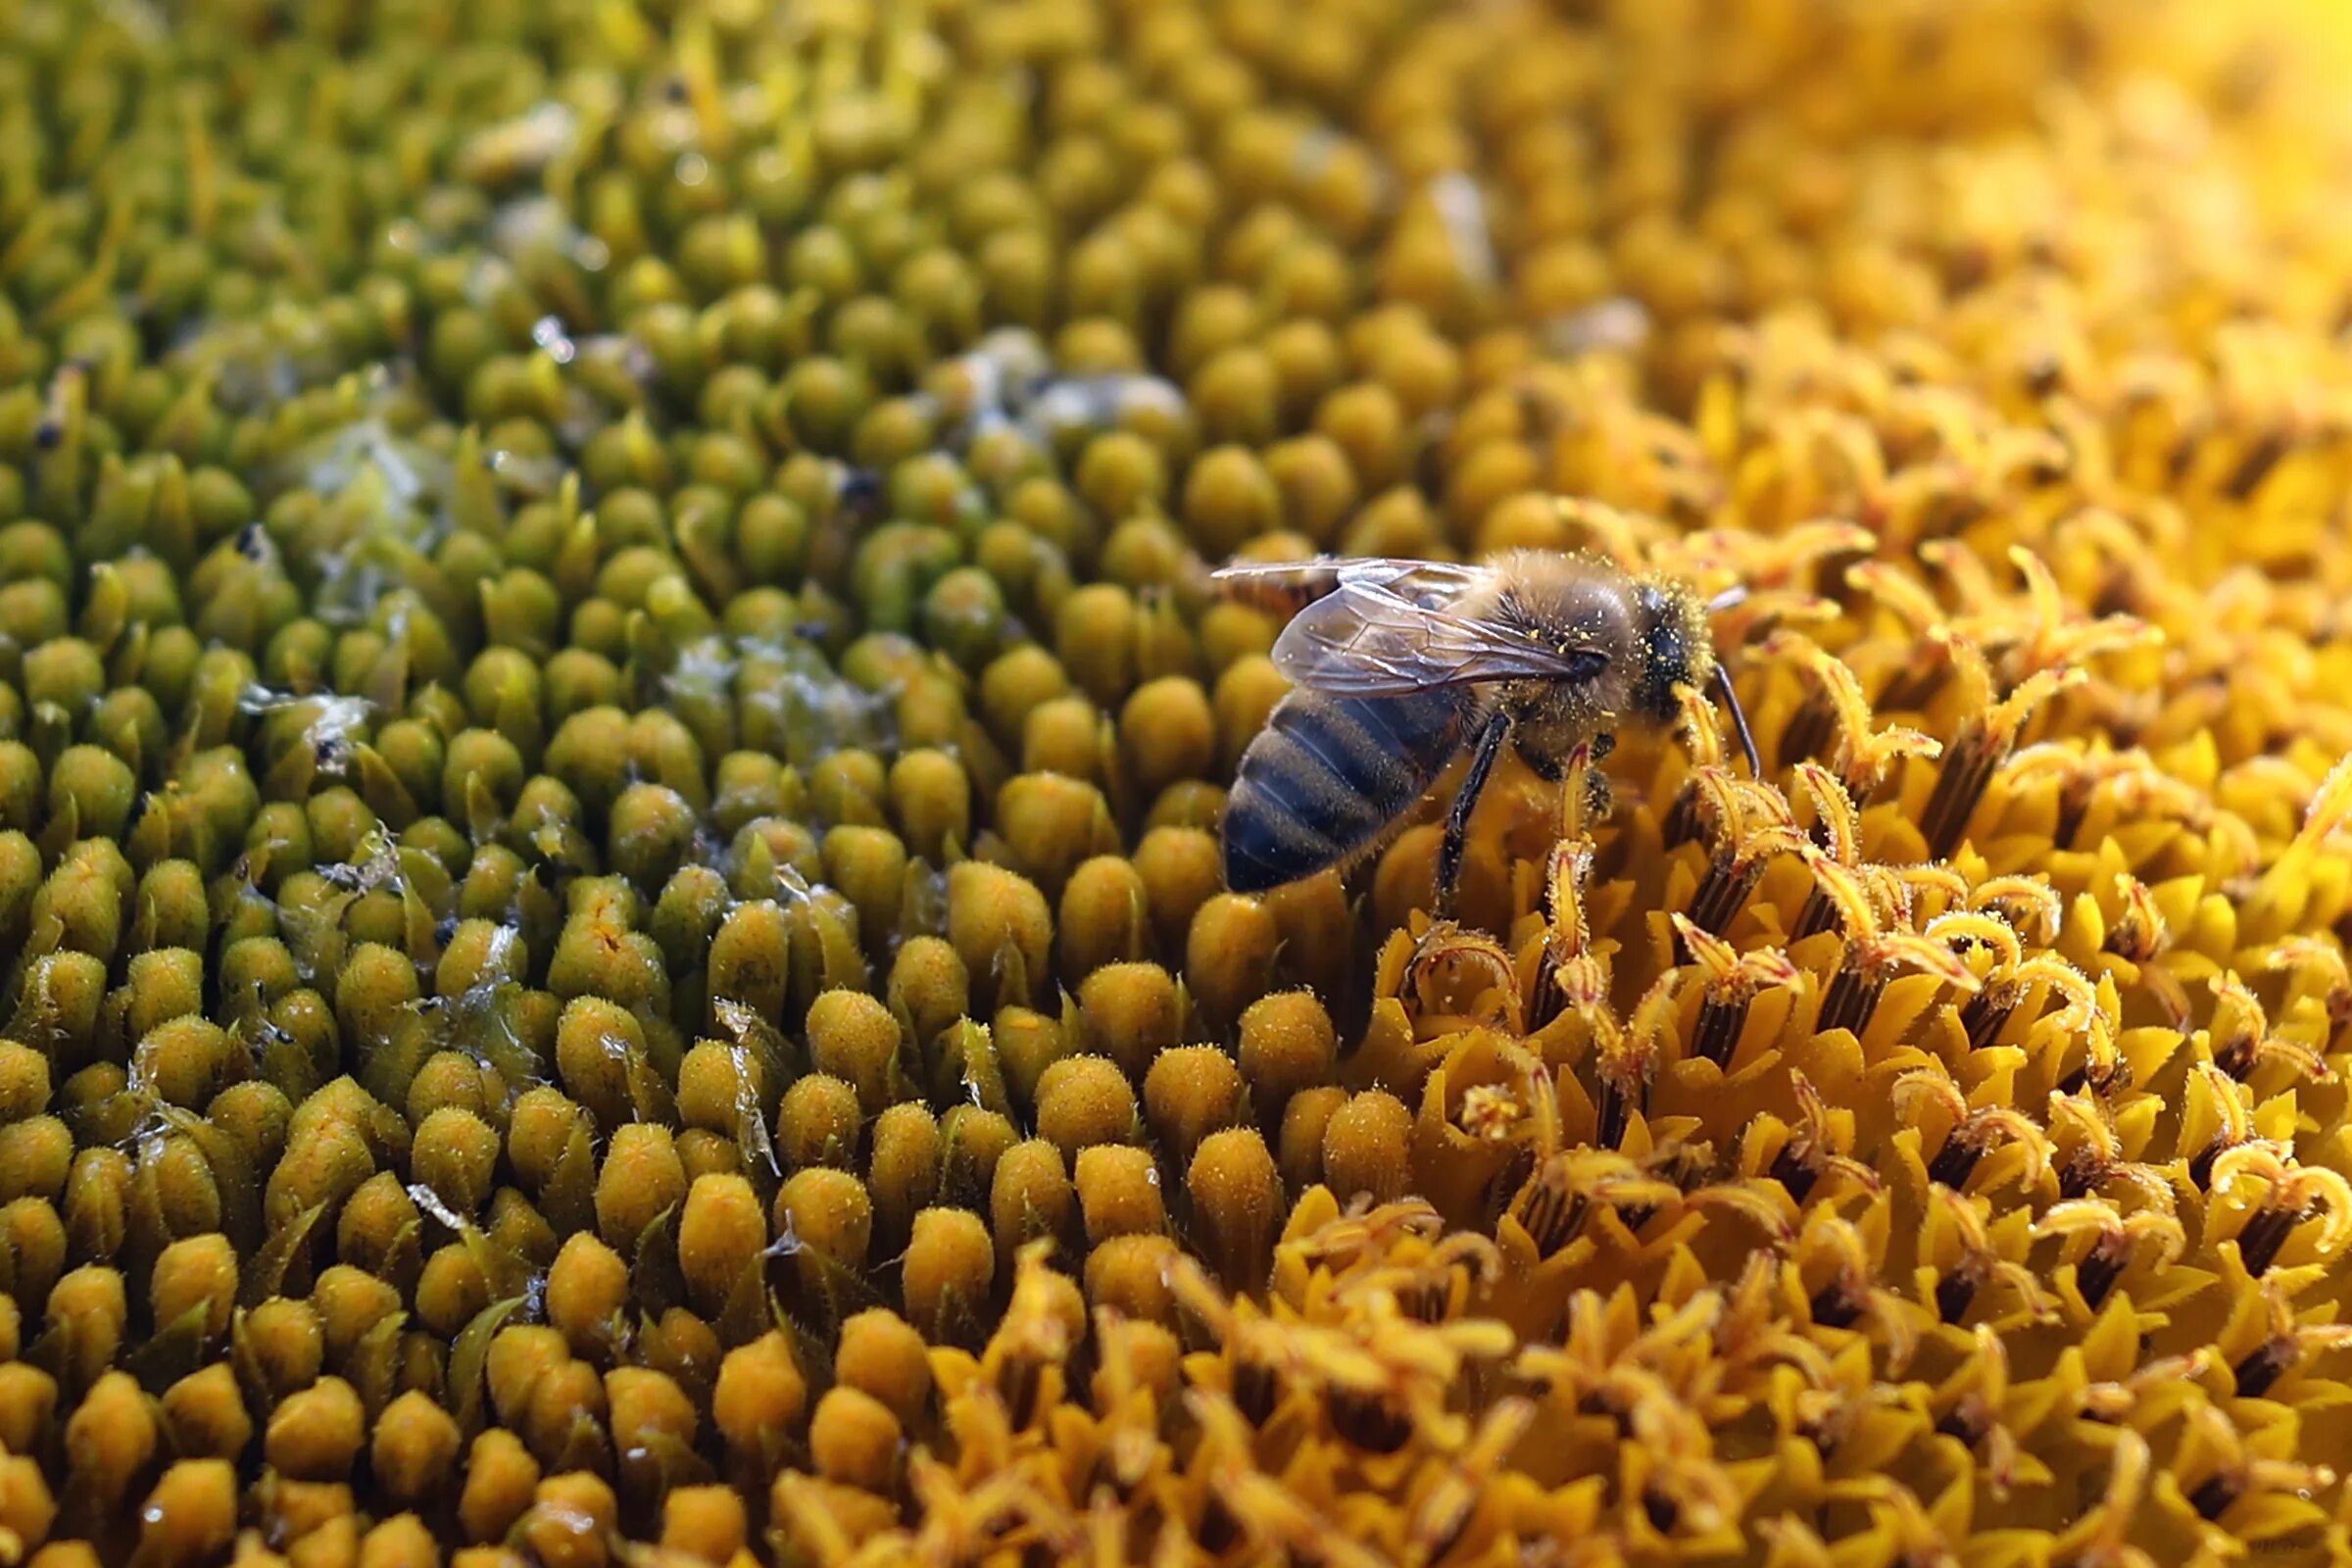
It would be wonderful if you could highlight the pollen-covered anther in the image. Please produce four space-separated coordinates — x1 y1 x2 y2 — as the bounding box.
2100 872 2169 965
980 1240 1082 1426
1925 1183 2058 1327
2034 1198 2186 1308
1591 970 1681 1148
1916 634 2088 859
2181 1061 2270 1190
1966 544 2161 684
1895 1069 2054 1194
1172 1251 1511 1458
1403 1396 1537 1568
1536 834 1605 1030
2230 1276 2352 1398
1551 740 1600 844
1454 1083 1524 1144
1804 853 1982 1038
1846 551 1955 644
2007 741 2214 847
2208 1144 2352 1276
1794 1211 1923 1372
1677 518 1876 603
1513 1288 1722 1433
1928 907 2024 971
1405 919 1525 1035
2179 1400 2341 1525
1955 934 2097 1055
1545 498 1673 570
2205 969 2335 1085
2245 750 2352 933
2263 934 2352 1030
1965 873 2064 944
1930 1323 2026 1496
1680 772 1805 943
1749 1068 1880 1209
2045 1089 2173 1209
1919 545 2154 705
1669 678 1734 779
2077 1348 2216 1425
1673 913 1799 1065
1788 761 1865 939
1543 835 1597 962
1295 1204 1502 1326
1681 1178 1801 1246
1508 1150 1682 1259
1281 1196 1444 1267
898 1449 1081 1567
2050 1429 2160 1568
1773 633 1944 803
1184 1390 1392 1568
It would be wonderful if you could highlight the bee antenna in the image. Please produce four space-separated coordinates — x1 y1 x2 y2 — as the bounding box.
1714 662 1764 778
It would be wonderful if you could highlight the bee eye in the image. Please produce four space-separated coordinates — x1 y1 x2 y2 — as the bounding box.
1565 650 1608 682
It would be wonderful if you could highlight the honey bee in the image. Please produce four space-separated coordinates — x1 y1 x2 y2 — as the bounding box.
1216 553 1759 915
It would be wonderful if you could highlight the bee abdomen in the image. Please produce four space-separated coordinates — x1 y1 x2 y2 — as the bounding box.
1223 691 1469 894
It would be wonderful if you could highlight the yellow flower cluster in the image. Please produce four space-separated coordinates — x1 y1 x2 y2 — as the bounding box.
4 0 2352 1565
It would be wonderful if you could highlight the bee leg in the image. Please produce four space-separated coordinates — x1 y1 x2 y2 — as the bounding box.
1584 767 1615 821
1436 710 1513 921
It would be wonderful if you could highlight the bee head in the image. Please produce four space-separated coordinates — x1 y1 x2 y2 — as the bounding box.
1629 580 1713 724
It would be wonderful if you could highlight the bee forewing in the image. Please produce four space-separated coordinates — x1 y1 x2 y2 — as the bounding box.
1213 556 1490 616
1210 556 1349 615
1207 555 1343 584
1210 556 1491 589
1270 574 1599 696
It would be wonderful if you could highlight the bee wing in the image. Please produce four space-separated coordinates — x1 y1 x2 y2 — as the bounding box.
1223 557 1477 594
1210 556 1490 613
1270 573 1600 695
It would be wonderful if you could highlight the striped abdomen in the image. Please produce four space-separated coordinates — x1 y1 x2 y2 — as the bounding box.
1223 688 1475 894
